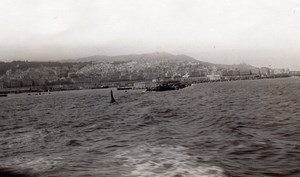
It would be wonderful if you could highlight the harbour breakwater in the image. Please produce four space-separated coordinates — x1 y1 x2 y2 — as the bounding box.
0 75 293 95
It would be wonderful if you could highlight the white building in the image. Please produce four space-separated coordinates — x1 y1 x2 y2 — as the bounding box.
207 74 221 81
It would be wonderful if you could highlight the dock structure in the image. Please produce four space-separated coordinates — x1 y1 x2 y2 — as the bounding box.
145 81 191 91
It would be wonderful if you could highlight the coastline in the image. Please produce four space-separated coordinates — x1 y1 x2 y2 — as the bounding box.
0 75 296 96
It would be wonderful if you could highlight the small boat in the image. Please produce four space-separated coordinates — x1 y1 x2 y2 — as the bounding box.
0 94 8 97
91 85 109 89
117 87 132 90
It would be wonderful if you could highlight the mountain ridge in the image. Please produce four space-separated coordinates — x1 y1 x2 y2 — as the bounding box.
60 52 258 70
61 52 199 63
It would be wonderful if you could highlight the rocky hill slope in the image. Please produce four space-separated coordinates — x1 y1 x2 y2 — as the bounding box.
0 52 259 85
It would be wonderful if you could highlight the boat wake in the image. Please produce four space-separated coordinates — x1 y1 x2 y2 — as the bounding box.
116 144 226 177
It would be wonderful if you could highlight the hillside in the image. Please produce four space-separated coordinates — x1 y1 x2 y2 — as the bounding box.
65 52 203 64
0 52 263 87
215 63 258 70
63 52 257 70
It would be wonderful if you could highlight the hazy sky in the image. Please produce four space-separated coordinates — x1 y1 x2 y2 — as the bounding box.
0 0 299 69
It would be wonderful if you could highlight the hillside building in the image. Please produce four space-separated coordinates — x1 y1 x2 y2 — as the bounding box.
207 74 221 81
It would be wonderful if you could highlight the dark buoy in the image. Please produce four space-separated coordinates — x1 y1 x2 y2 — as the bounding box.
110 90 116 103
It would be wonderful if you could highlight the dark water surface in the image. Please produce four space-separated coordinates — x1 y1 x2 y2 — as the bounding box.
1 78 300 177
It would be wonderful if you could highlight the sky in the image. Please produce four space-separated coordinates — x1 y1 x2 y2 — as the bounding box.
0 0 299 70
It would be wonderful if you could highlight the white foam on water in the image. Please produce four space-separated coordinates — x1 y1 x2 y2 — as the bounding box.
116 144 226 177
6 156 65 172
23 157 64 171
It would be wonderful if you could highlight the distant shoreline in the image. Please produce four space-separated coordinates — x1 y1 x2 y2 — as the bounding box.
0 76 297 95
